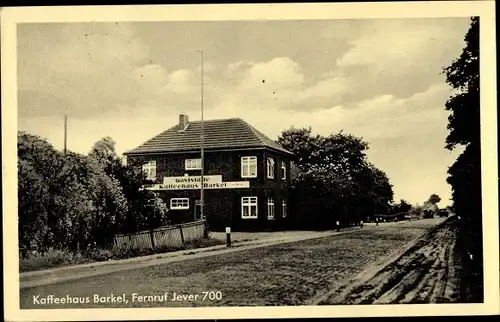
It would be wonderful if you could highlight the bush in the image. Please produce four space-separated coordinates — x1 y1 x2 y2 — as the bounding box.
88 248 114 262
184 237 224 250
19 237 224 273
20 248 88 272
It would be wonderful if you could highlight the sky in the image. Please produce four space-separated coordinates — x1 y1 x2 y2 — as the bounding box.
17 18 473 207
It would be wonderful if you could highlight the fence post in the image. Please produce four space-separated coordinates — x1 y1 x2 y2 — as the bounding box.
178 225 185 246
150 229 156 250
225 226 231 247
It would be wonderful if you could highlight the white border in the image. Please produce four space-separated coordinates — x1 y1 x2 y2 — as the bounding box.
1 2 498 320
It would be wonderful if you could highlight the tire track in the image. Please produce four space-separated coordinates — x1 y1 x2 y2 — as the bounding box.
318 217 461 305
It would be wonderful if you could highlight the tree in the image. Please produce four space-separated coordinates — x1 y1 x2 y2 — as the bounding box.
278 127 369 176
442 16 482 302
18 131 68 253
18 158 50 255
392 199 412 214
88 137 169 233
443 17 480 150
89 136 120 169
278 127 393 228
427 194 441 205
18 132 129 254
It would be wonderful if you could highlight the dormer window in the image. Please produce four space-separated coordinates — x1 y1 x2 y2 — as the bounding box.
142 161 156 181
267 157 275 179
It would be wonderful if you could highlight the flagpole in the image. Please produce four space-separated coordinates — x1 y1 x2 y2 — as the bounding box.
200 50 205 220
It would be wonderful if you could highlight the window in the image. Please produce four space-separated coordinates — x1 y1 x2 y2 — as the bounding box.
267 158 275 179
281 161 287 180
194 200 203 220
267 197 275 219
142 161 156 180
170 198 189 210
282 198 287 218
242 197 258 219
185 158 202 170
241 156 257 178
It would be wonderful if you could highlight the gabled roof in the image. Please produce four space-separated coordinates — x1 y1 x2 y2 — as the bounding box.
124 118 293 156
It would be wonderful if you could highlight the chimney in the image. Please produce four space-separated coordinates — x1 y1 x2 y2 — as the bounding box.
179 114 189 130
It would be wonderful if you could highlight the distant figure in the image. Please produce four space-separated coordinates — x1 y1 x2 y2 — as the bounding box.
360 220 363 228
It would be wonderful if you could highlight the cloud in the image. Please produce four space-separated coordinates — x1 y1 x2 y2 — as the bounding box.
336 19 467 70
131 64 170 92
332 18 470 102
165 69 196 94
18 23 150 118
242 57 305 88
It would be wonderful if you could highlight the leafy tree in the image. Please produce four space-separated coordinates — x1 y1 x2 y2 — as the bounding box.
89 136 121 170
427 194 442 205
278 127 393 228
442 16 482 301
443 18 480 150
88 137 169 233
144 195 170 229
392 199 412 214
18 132 129 254
18 158 50 255
18 131 67 253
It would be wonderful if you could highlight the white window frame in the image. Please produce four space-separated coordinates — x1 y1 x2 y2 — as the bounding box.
267 157 275 179
241 156 257 178
142 160 157 181
282 198 287 218
170 198 189 210
281 161 287 180
241 197 258 219
267 197 275 219
185 158 202 170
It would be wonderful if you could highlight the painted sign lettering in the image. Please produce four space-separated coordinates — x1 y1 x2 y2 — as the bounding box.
146 181 250 191
162 175 222 185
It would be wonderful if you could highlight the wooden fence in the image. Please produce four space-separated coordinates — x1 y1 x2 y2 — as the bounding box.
113 220 208 251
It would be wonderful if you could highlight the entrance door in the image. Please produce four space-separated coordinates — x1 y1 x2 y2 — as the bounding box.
194 200 202 221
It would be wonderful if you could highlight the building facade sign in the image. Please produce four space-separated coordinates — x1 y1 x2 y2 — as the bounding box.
147 181 250 191
162 175 222 185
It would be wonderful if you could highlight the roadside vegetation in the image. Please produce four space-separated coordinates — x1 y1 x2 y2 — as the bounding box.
18 133 221 271
278 129 395 229
20 236 223 273
441 17 482 302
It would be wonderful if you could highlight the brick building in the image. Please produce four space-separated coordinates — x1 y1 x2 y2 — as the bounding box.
123 114 294 231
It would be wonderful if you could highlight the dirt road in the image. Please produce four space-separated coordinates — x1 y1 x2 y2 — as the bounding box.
20 218 449 308
318 216 460 304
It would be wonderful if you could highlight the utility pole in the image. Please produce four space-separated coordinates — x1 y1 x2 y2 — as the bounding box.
199 50 205 220
64 114 67 156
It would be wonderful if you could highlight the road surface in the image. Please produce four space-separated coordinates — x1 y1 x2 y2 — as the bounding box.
20 217 449 308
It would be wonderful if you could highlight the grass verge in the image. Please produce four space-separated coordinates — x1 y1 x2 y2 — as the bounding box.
19 237 224 273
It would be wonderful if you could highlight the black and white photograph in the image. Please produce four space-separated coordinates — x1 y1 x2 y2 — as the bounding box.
1 2 498 320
